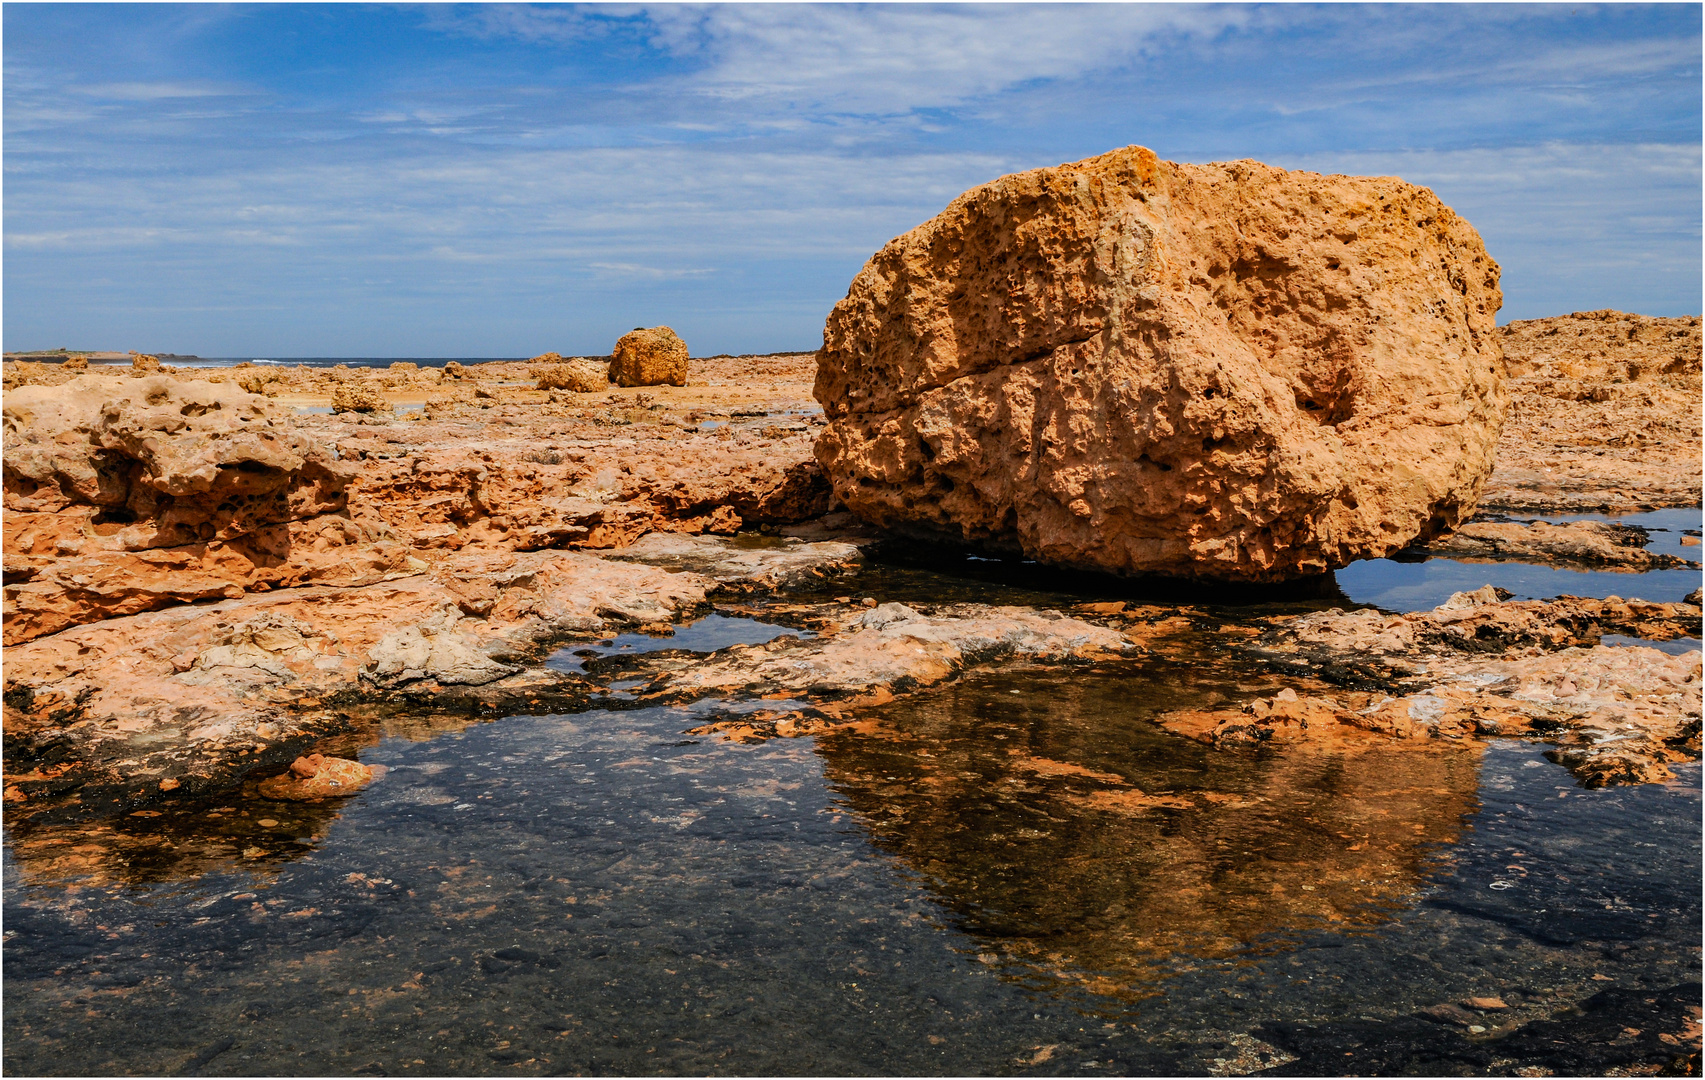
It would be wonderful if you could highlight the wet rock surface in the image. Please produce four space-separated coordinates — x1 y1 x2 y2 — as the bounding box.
254 754 377 801
814 145 1505 582
1 549 709 819
1145 588 1702 787
1416 517 1699 571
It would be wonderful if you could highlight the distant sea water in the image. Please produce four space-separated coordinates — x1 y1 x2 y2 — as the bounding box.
136 357 527 369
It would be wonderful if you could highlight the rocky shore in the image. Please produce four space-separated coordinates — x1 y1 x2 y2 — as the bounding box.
3 311 1698 826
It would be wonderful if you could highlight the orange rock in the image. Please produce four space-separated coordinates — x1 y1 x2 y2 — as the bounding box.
814 144 1505 581
535 361 605 393
609 327 688 387
1487 311 1701 513
257 754 375 800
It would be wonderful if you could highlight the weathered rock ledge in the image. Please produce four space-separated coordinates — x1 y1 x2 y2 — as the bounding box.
1152 588 1702 787
3 319 1698 819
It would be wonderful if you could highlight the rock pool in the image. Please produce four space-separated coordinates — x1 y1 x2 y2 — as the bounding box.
4 520 1699 1076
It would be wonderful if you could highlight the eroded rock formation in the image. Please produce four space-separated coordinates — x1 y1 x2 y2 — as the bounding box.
1 375 399 644
815 145 1505 581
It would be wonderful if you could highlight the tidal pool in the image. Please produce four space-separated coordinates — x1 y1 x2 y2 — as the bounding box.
1337 507 1703 612
4 662 1698 1075
6 540 1701 1075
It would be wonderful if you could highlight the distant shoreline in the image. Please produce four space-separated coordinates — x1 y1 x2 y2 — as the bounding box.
2 350 817 369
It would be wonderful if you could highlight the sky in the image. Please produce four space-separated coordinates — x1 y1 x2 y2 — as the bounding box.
4 3 1700 357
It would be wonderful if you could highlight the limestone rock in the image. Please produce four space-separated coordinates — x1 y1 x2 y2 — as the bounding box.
1483 312 1701 512
439 360 467 381
362 606 519 688
1419 518 1696 570
610 327 689 388
813 145 1506 581
3 374 351 522
331 380 388 414
535 360 607 393
257 754 375 800
607 531 864 592
2 374 364 643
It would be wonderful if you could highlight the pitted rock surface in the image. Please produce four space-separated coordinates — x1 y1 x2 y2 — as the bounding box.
814 144 1505 581
609 326 689 388
2 375 374 644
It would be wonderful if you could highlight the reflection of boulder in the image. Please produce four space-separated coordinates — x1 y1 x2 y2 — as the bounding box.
814 145 1505 582
815 670 1481 993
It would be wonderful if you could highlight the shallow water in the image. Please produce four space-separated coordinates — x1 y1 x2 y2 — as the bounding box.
1335 507 1702 612
5 671 1698 1075
543 613 806 675
1336 558 1701 611
5 543 1701 1075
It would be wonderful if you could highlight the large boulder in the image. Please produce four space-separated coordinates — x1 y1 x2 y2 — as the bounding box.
609 326 688 387
813 145 1506 581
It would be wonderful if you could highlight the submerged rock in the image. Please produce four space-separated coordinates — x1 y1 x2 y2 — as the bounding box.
256 754 375 800
1153 589 1703 787
815 144 1505 582
609 326 688 388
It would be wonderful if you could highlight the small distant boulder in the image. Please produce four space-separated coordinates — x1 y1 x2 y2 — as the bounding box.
129 352 161 376
529 351 565 364
535 359 607 393
62 355 88 370
609 326 688 388
439 361 466 382
331 380 388 414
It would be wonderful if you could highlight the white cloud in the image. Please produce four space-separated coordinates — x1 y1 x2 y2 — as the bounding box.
70 80 248 101
430 3 1252 116
589 262 715 279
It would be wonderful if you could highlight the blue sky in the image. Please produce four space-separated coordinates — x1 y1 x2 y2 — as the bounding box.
4 3 1700 357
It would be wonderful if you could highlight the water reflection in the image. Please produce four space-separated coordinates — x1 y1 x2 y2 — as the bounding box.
817 668 1483 995
2 711 499 892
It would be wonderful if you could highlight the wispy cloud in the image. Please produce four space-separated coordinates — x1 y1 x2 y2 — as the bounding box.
70 80 251 101
590 262 715 280
3 3 1697 354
